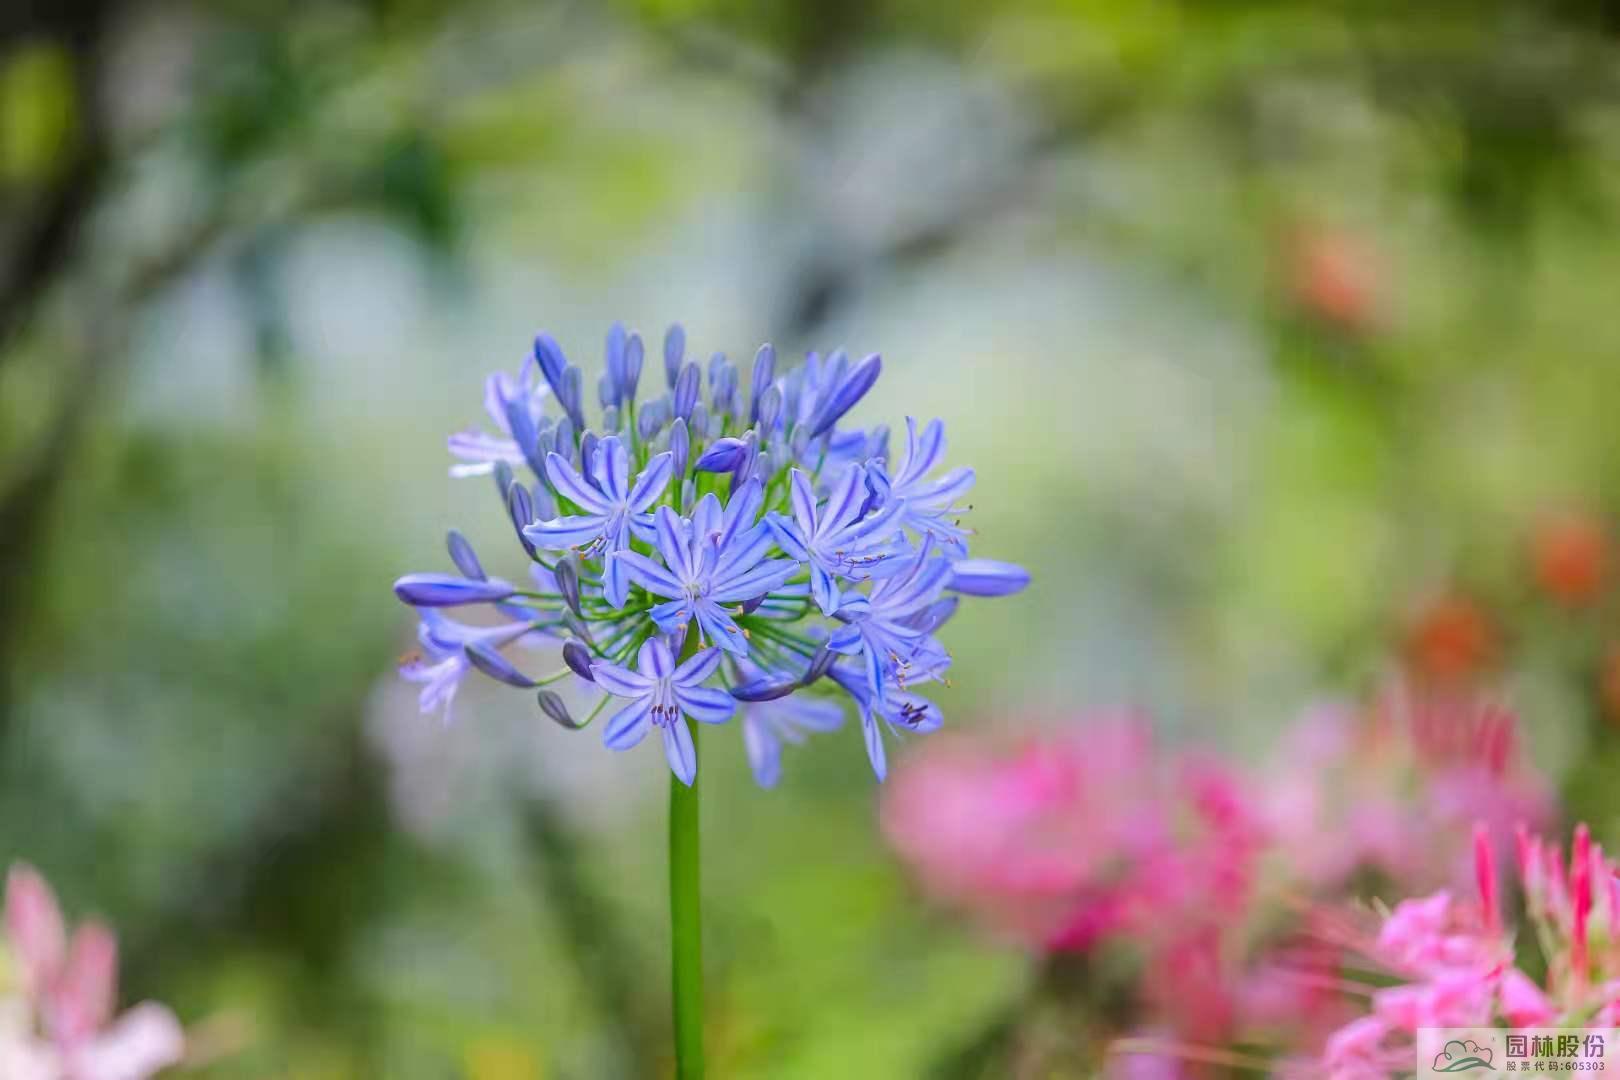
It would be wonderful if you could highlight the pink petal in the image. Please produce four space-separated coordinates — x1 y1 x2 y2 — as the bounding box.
5 864 65 992
47 922 118 1043
67 1002 184 1080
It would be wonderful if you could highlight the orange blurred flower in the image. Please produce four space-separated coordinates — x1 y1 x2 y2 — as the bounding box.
1531 513 1608 607
1285 225 1381 334
1599 644 1620 726
1403 594 1498 684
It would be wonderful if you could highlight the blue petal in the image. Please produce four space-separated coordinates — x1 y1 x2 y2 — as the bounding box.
593 436 630 503
743 716 782 788
711 521 773 584
613 550 684 598
694 599 749 655
810 352 881 438
765 514 810 562
710 559 798 604
628 451 674 511
719 479 764 548
862 710 888 781
663 720 697 786
524 514 607 550
394 574 516 607
820 463 868 537
648 598 692 635
655 506 695 583
446 531 485 580
789 469 818 535
810 564 840 617
464 642 536 688
603 696 653 749
673 646 723 687
694 437 748 473
545 452 610 515
947 558 1030 597
674 685 735 725
639 639 676 679
592 660 654 698
603 546 631 608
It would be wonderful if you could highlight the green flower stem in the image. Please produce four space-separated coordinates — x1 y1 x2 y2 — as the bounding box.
669 629 706 1079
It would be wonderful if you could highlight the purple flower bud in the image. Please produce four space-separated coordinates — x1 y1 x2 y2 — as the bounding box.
553 416 576 460
394 573 516 607
757 386 782 433
466 641 537 688
500 395 545 477
867 423 890 463
532 333 570 400
802 644 837 685
561 366 585 428
623 332 643 401
601 405 620 433
563 611 595 648
562 641 595 681
555 557 583 617
664 324 685 389
598 371 616 410
673 362 700 420
810 352 881 437
669 417 690 478
741 593 767 615
695 437 748 473
730 430 758 489
750 344 775 420
707 351 728 386
604 322 627 404
730 677 799 702
750 450 773 486
532 481 557 522
638 404 665 443
947 559 1030 597
580 432 600 478
446 530 485 580
537 689 578 728
711 361 738 417
493 461 514 497
506 484 536 556
689 402 710 439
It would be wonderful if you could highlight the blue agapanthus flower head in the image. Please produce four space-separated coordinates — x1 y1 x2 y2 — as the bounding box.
393 322 1028 786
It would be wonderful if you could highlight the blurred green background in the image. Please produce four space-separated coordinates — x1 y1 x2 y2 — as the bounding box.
5 0 1620 1075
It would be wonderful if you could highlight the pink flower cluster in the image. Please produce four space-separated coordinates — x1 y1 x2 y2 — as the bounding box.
881 715 1261 956
0 865 183 1080
882 714 1349 1062
1324 823 1620 1078
880 692 1560 1076
1264 687 1554 896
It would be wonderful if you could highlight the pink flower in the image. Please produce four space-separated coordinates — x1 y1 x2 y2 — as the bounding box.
1320 823 1620 1074
1266 687 1554 898
881 715 1260 954
3 865 184 1080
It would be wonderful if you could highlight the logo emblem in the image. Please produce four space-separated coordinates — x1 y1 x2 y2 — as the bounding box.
1432 1039 1495 1073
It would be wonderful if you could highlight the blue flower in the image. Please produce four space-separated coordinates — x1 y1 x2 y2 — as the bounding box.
446 357 551 478
825 542 954 702
826 661 942 781
870 417 976 555
948 558 1031 597
742 695 844 788
766 465 905 616
393 573 517 607
398 611 540 722
523 435 673 607
615 485 798 655
594 639 734 785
